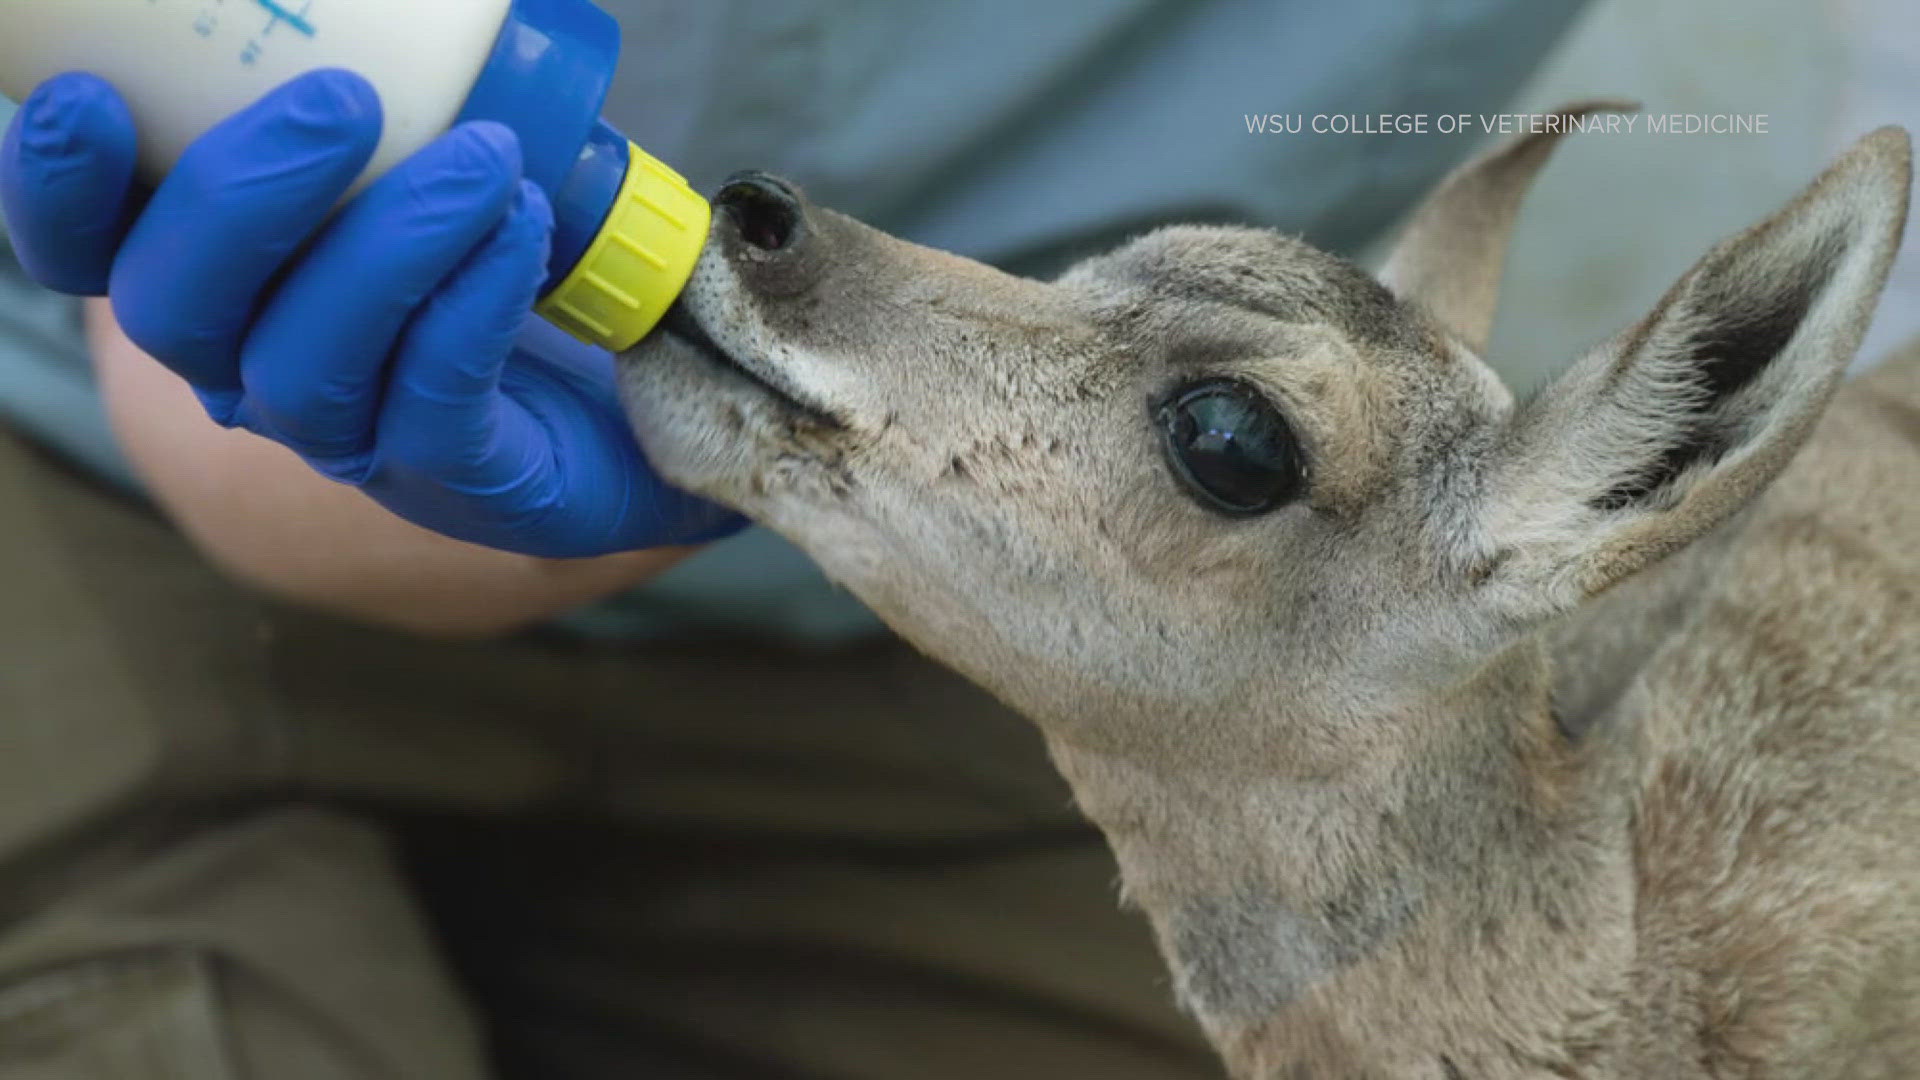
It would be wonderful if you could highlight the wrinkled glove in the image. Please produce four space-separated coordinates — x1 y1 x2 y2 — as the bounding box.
1 69 743 557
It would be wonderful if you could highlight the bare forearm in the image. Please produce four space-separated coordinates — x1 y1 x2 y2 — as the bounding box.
87 299 688 637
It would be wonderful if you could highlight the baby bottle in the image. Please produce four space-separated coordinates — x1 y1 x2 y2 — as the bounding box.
0 0 708 351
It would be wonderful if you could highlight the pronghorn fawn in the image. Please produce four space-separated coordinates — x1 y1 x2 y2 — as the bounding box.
622 105 1919 1077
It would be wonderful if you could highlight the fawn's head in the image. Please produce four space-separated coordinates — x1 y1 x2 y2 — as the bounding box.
623 108 1911 1064
622 104 1909 780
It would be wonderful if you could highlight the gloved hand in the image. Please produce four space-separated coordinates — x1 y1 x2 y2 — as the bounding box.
0 69 743 558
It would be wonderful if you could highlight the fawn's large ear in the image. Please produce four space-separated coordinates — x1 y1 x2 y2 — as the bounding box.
1469 126 1911 618
1381 101 1635 353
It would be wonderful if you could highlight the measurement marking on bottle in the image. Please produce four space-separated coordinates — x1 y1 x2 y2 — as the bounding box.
251 0 317 37
238 0 319 65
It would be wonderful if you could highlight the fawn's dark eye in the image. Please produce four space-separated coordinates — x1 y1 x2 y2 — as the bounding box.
1155 380 1305 515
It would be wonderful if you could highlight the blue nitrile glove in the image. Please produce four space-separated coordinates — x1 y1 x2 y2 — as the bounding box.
0 69 744 557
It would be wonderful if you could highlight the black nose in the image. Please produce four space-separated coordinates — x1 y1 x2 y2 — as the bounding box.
715 171 802 252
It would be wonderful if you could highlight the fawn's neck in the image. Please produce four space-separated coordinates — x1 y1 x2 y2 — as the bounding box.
1043 642 1643 1077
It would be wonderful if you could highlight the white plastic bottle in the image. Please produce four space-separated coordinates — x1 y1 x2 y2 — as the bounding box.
0 0 710 351
0 0 512 189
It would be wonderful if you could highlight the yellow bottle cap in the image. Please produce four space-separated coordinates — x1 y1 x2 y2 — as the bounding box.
536 143 711 352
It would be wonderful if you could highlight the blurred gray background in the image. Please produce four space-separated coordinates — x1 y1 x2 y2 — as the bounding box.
1450 0 1919 391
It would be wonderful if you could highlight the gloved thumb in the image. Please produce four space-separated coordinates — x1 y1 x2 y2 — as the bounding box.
0 73 140 295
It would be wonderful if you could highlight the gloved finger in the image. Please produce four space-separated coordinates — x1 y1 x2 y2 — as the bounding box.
493 322 750 553
109 68 381 414
238 122 523 474
374 177 552 486
0 73 140 295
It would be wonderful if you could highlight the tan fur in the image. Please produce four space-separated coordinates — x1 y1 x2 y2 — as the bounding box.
619 119 1918 1077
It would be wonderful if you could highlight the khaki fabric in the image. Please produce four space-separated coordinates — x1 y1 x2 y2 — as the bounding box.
0 429 1217 1079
